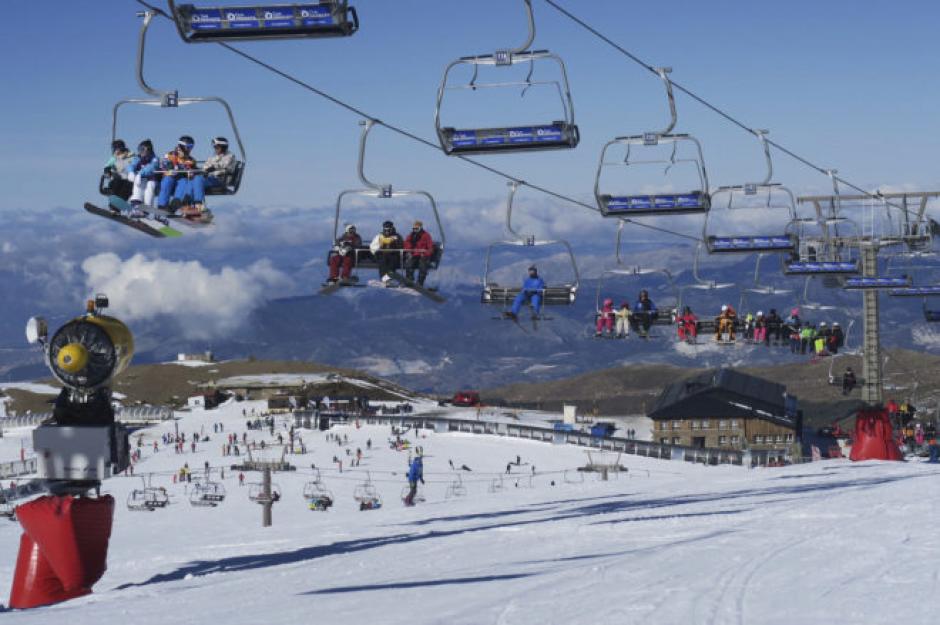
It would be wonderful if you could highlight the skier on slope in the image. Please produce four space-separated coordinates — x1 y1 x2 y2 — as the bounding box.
507 266 545 321
403 455 424 506
595 298 615 337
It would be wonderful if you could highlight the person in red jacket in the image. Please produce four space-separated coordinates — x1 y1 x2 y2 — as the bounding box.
677 306 698 343
595 298 615 337
327 224 363 283
403 220 435 286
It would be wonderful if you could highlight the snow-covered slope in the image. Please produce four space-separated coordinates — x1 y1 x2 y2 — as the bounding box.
0 401 937 624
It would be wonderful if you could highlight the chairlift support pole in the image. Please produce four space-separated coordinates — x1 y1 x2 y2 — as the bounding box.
262 466 272 527
860 243 883 404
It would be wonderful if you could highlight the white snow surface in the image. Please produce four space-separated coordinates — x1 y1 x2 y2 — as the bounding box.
0 383 59 395
1 400 939 624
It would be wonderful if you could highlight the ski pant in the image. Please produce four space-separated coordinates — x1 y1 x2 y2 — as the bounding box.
754 326 766 343
404 480 417 505
512 291 541 317
129 173 156 207
716 318 735 340
329 254 354 280
188 175 224 203
158 174 197 207
630 312 655 334
596 313 614 334
404 254 430 285
790 336 800 353
375 252 401 279
615 317 630 337
677 321 696 341
929 445 940 463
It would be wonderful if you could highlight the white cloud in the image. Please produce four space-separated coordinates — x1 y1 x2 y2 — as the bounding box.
81 253 291 340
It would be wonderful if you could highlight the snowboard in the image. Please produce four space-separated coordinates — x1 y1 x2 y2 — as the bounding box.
388 271 445 304
84 200 182 239
319 276 364 295
154 205 214 228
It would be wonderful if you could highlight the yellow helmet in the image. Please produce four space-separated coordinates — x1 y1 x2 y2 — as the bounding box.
56 343 89 375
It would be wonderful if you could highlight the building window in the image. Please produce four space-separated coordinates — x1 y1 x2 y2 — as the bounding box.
775 435 783 443
785 433 794 442
700 420 709 429
754 435 763 444
691 421 699 430
730 420 739 430
660 421 668 431
718 420 728 430
718 435 728 445
660 437 669 445
731 435 740 445
672 420 681 430
672 437 681 445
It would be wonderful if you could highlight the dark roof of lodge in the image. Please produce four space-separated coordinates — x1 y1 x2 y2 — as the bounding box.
648 368 796 427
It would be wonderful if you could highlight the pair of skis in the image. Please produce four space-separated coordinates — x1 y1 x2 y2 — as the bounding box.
84 195 213 238
319 271 445 304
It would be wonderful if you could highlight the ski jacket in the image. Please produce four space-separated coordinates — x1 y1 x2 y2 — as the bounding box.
407 457 424 482
521 276 546 294
106 150 133 174
614 307 630 320
127 153 158 178
370 232 403 254
634 297 657 313
162 150 197 172
678 312 698 325
404 230 434 257
599 300 615 316
204 151 237 179
333 232 363 255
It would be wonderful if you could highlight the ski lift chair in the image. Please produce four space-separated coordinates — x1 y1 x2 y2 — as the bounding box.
127 476 169 511
190 479 226 507
481 182 580 315
786 172 861 276
487 476 504 493
303 470 334 510
435 0 579 155
444 474 467 499
167 1 358 42
593 265 678 338
595 68 709 217
889 284 940 322
248 482 282 502
102 11 247 199
703 133 798 254
329 120 445 289
399 485 425 505
354 474 381 510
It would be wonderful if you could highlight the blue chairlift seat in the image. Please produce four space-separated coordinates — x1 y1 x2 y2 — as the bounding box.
171 2 359 41
599 191 710 217
441 122 579 155
706 235 794 254
888 286 940 297
843 276 912 290
784 260 859 276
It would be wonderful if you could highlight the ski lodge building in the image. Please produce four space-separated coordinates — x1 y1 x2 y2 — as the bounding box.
647 369 801 453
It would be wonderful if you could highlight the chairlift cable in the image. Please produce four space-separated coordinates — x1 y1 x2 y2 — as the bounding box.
133 0 701 243
541 0 905 212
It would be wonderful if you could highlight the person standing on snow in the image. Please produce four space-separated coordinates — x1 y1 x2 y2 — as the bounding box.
403 455 424 506
508 266 545 321
370 220 404 285
595 298 615 337
403 220 435 287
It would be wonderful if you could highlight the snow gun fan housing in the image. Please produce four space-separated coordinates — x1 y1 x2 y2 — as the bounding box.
31 296 134 398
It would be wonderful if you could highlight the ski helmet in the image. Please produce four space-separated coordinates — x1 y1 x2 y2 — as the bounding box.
344 224 356 233
757 310 763 317
137 139 154 154
178 135 195 149
528 265 537 273
212 136 229 149
382 220 394 230
604 298 613 306
721 305 728 312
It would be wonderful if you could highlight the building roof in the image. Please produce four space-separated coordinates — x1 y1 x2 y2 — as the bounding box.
647 368 797 428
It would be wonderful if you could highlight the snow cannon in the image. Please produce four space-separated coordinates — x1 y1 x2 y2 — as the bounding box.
10 295 130 609
848 407 903 462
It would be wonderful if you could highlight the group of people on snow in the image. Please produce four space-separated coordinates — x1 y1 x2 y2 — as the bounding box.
104 135 238 220
327 220 437 287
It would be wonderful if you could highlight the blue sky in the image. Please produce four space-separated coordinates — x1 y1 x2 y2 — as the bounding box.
2 0 939 218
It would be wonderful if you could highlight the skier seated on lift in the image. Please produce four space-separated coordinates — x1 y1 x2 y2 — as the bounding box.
595 298 615 337
157 136 199 214
765 309 783 346
753 311 768 344
403 454 424 506
104 139 134 200
403 220 434 287
715 304 737 341
677 306 698 343
327 224 363 284
829 321 844 354
507 266 545 321
614 302 630 338
171 136 236 220
370 220 404 286
126 139 159 212
630 290 657 337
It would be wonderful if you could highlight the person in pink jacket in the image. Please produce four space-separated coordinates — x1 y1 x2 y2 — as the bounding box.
595 298 615 337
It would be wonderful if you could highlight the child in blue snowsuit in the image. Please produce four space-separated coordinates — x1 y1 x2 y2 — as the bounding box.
510 266 546 319
404 455 424 506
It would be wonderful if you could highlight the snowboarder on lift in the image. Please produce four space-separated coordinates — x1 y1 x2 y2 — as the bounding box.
507 266 545 321
127 139 159 211
328 224 362 283
630 290 657 337
403 455 424 506
403 220 434 287
370 221 404 285
595 298 615 337
104 139 134 200
677 306 698 343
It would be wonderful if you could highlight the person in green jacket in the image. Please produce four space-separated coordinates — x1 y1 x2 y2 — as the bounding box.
800 324 814 355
